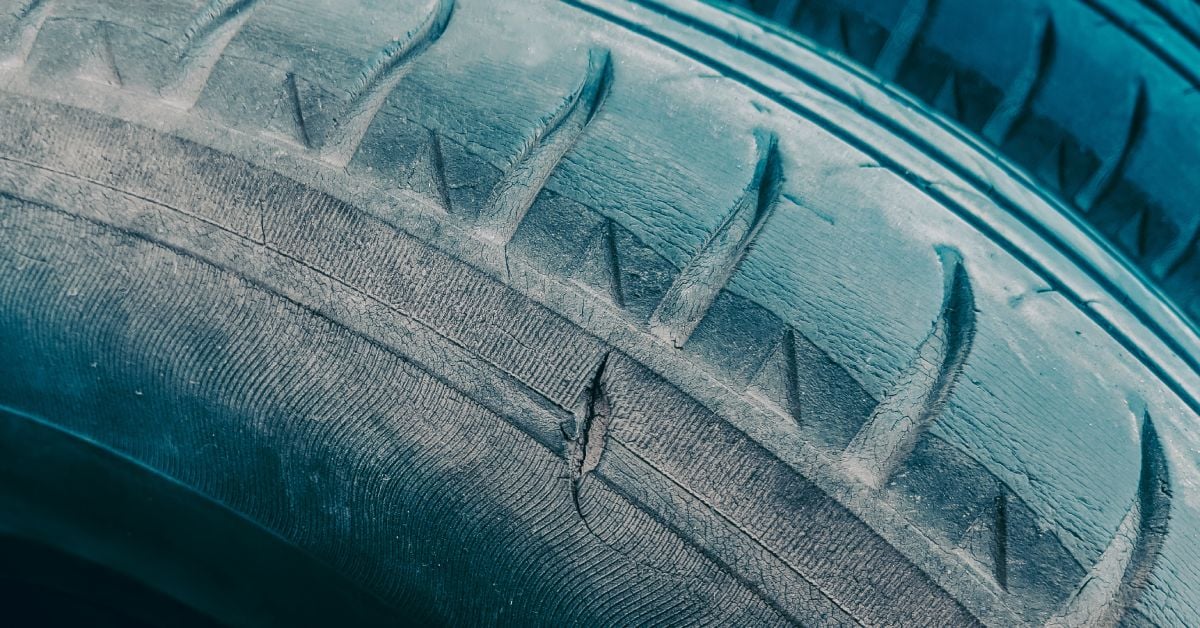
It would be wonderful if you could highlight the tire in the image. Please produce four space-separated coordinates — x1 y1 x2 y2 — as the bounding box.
0 0 1194 625
720 0 1200 323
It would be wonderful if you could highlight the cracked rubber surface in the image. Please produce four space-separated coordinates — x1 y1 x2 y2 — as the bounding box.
0 0 1196 625
716 0 1200 328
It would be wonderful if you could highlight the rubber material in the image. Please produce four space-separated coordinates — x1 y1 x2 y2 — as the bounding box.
717 0 1200 328
0 0 1195 625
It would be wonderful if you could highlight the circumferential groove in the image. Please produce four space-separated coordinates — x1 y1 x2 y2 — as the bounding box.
1073 79 1149 212
1045 412 1171 627
475 47 614 246
166 0 261 107
1 0 52 68
841 246 976 489
321 0 456 167
648 130 783 348
981 12 1055 144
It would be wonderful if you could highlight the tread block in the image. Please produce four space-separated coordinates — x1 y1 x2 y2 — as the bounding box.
508 192 678 319
890 434 1085 617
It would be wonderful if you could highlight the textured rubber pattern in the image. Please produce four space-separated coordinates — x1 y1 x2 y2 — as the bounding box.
0 0 1196 625
714 0 1200 328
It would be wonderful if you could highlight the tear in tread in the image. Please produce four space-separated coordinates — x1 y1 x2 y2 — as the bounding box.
571 352 612 510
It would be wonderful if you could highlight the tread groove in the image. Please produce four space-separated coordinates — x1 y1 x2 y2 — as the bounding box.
841 246 976 488
932 70 961 119
1046 412 1172 627
746 327 804 423
873 0 933 80
1036 137 1069 193
277 71 311 147
476 47 614 246
1 0 51 68
320 0 456 167
423 130 452 213
572 219 625 306
993 490 1009 591
778 328 804 424
1160 218 1200 280
648 130 783 347
406 128 452 212
1073 80 1149 212
78 20 121 87
981 12 1055 144
167 0 261 108
770 0 802 25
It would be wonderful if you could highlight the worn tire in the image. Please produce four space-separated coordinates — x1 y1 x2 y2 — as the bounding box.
0 0 1196 625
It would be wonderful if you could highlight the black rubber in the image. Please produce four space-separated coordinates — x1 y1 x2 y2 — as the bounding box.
0 0 1196 625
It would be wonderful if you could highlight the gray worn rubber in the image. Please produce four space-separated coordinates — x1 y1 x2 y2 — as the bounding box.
0 0 1195 625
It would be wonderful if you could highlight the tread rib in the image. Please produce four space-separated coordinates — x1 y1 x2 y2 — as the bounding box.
648 130 783 347
841 246 976 488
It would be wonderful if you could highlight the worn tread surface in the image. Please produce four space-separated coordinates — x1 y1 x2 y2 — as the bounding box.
0 0 1196 625
717 0 1200 329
